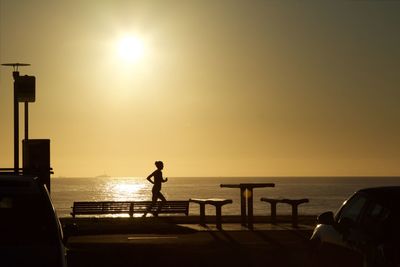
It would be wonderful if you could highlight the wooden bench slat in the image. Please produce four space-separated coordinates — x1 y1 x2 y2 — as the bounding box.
71 200 189 217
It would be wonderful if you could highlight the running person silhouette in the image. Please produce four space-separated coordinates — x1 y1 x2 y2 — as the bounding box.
143 161 168 217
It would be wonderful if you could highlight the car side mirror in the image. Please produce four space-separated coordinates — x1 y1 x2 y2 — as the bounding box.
317 211 335 225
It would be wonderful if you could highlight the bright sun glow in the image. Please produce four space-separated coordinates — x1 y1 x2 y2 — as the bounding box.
116 36 145 63
112 183 145 196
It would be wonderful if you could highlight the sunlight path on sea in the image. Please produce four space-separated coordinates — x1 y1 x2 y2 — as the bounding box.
51 176 400 217
104 180 147 201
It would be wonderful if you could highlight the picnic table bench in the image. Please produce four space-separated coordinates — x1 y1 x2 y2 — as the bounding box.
71 200 189 218
260 198 309 227
189 198 233 229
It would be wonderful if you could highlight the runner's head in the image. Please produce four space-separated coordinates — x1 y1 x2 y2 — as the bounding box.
155 161 164 170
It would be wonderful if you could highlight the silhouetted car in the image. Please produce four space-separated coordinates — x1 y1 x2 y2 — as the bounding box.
0 175 67 267
309 186 400 267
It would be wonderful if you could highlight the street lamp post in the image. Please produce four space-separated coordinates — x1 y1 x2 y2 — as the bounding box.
1 63 34 173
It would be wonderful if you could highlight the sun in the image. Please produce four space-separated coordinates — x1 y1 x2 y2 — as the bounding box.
116 35 145 63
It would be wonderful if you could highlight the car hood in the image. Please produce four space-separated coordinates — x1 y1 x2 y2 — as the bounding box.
0 243 66 267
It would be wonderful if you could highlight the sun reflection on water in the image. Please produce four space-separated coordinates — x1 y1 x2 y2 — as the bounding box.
105 179 149 201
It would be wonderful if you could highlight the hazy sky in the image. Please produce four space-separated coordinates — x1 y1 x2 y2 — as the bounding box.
1 1 399 177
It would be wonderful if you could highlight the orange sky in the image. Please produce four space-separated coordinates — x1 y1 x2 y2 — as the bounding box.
1 1 399 177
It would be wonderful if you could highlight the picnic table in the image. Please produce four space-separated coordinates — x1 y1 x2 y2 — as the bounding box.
220 183 275 229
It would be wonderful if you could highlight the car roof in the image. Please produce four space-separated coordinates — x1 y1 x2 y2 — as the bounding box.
358 186 400 210
0 175 41 194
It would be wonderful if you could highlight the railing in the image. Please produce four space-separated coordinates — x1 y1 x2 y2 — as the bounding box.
0 168 24 175
0 167 54 175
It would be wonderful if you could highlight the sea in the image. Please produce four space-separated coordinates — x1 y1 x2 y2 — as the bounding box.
51 176 400 218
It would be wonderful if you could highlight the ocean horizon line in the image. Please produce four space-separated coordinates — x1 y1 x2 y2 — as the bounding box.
52 175 400 179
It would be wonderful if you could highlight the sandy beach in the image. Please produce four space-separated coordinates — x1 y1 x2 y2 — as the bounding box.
62 215 316 267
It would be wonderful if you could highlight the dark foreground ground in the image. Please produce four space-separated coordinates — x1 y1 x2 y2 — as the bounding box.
62 216 316 267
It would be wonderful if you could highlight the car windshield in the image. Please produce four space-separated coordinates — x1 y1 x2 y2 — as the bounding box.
336 193 368 224
0 192 59 245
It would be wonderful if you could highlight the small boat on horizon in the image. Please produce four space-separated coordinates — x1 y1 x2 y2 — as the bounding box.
95 173 110 178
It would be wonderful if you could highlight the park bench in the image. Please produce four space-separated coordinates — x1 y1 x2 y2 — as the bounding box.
189 198 233 230
260 198 309 227
71 200 189 218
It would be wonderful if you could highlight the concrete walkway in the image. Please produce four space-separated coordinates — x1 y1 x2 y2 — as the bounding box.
66 223 314 267
180 222 314 231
